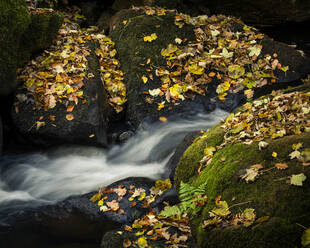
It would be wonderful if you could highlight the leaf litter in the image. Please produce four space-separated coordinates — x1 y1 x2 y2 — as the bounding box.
15 7 126 124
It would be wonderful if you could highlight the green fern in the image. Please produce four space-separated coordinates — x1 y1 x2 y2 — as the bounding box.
159 182 207 218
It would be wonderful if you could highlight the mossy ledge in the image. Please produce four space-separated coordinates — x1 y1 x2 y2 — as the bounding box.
174 85 310 248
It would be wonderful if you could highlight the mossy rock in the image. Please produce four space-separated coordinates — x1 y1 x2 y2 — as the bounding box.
174 86 310 248
0 0 31 96
0 0 63 96
110 8 310 128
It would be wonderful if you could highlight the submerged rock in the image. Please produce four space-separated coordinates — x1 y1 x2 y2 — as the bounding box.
110 7 310 129
174 84 310 247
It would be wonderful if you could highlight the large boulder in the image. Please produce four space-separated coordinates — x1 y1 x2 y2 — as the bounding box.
11 43 110 147
187 0 310 26
0 177 157 248
174 84 310 247
110 7 310 128
0 0 63 96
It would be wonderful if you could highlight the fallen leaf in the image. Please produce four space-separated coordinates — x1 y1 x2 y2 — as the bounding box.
240 168 259 183
258 141 269 150
290 173 307 186
137 237 148 248
292 143 303 151
141 75 148 84
36 121 45 130
272 152 278 158
66 114 74 121
302 228 310 247
159 116 167 122
67 105 74 112
250 164 264 170
143 33 158 42
275 163 288 170
289 150 301 160
175 38 182 44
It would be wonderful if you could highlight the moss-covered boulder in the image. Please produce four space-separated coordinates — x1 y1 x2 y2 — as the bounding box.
110 6 310 128
0 0 31 96
0 1 63 96
174 84 310 247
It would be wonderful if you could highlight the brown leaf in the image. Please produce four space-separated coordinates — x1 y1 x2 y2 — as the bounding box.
250 164 264 170
275 163 288 170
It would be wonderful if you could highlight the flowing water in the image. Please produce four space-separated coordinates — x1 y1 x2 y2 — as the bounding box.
0 109 227 213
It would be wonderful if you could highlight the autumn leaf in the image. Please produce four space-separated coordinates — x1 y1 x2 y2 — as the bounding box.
289 150 301 160
159 116 167 122
302 228 310 247
272 152 277 158
175 38 182 44
220 48 233 58
149 88 161 97
66 114 74 121
250 164 264 170
290 173 307 186
141 75 148 84
292 143 303 151
240 168 259 183
275 163 288 170
258 141 269 150
211 200 231 217
143 33 158 42
137 237 148 248
248 45 261 57
90 192 102 202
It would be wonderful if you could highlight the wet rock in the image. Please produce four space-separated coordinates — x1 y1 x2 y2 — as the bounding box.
0 114 2 154
0 177 157 248
11 44 110 147
119 130 135 143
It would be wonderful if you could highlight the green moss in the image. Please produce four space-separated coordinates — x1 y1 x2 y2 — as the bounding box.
22 11 64 54
0 0 63 95
0 0 31 95
174 125 225 187
176 125 310 247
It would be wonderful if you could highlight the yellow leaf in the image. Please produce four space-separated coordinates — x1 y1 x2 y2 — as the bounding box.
143 33 157 42
122 20 127 25
66 114 74 121
159 116 167 122
157 102 165 111
141 75 148 84
137 237 148 248
272 152 277 158
188 63 204 75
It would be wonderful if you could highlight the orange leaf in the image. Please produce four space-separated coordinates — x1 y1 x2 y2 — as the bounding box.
49 115 55 121
275 163 288 170
250 164 264 170
159 116 167 122
130 201 137 208
67 105 75 112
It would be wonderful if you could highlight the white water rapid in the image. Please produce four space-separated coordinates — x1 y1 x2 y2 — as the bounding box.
0 109 228 209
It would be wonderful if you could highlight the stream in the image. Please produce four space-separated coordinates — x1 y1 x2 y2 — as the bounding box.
0 109 228 217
